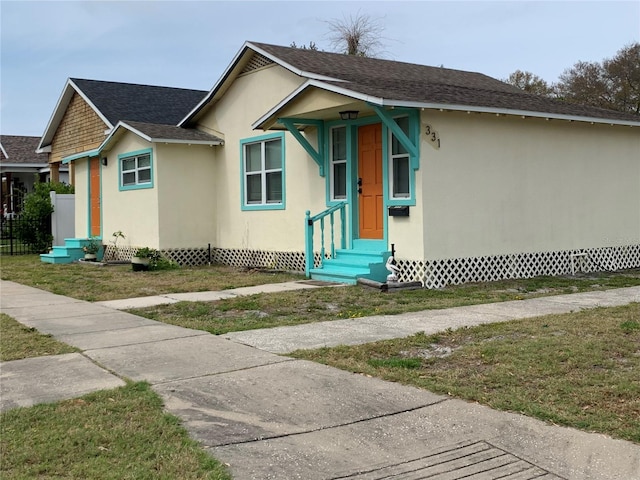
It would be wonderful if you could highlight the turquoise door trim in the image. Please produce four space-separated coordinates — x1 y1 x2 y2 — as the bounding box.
86 158 91 237
86 156 102 238
319 109 421 252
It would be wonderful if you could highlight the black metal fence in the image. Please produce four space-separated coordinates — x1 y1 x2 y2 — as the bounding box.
0 215 52 255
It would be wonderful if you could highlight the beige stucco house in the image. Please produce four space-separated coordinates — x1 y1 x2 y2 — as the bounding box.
47 42 640 287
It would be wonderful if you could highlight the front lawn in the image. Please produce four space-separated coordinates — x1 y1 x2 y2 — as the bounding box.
0 255 302 301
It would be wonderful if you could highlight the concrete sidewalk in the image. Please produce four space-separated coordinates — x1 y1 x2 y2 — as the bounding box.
224 285 640 353
1 279 639 479
95 280 342 310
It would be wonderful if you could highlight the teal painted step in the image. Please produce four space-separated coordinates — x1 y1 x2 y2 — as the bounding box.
352 239 387 251
40 253 72 264
310 247 390 284
40 238 104 264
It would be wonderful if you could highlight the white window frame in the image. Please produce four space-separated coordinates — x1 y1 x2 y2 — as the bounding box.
389 116 411 200
330 126 348 201
118 149 153 191
241 133 285 210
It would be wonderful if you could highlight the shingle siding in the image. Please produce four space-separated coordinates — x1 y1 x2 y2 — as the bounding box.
50 93 107 163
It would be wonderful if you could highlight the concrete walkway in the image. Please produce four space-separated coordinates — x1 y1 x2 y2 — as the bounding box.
1 279 639 479
95 280 342 310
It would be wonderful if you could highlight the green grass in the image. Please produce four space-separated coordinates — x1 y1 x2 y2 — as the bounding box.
0 382 231 479
0 314 78 361
0 255 302 301
129 270 640 334
290 303 640 443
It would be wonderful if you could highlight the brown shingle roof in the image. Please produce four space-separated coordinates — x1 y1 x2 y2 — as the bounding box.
124 121 223 143
251 42 640 123
0 135 48 164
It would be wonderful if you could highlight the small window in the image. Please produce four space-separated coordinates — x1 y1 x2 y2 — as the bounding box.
241 134 285 210
119 149 153 190
330 126 347 200
389 116 411 199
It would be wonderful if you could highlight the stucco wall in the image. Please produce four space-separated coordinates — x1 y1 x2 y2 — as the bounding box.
420 110 640 260
101 132 160 248
199 65 329 253
155 143 217 249
387 165 425 260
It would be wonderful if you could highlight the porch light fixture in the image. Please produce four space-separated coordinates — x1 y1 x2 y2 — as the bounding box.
101 157 108 166
339 110 359 120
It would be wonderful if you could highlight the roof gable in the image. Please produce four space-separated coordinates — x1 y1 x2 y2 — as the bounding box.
39 79 208 150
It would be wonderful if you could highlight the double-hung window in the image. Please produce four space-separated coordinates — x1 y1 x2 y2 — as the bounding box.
119 149 153 190
330 126 347 201
241 133 285 210
389 116 411 199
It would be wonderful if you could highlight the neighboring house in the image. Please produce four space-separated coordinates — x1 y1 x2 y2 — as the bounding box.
0 135 68 217
52 42 640 287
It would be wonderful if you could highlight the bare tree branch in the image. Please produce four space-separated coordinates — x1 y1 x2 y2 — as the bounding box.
324 11 386 57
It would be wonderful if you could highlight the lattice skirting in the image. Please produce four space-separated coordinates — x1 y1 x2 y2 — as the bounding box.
396 244 640 289
103 244 640 288
102 245 313 272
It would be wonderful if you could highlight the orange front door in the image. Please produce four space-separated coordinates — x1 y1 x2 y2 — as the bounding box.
89 157 101 236
358 123 383 239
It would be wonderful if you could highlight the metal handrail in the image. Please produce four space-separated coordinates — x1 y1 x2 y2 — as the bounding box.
304 202 347 276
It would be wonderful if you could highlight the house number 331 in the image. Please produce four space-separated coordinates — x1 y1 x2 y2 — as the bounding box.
424 124 441 150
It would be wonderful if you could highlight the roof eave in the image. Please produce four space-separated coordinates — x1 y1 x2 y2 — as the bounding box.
150 138 223 146
63 121 222 162
385 100 640 127
0 163 48 169
61 148 101 164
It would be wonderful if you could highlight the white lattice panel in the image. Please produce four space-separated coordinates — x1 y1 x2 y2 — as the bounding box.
103 245 136 262
211 248 308 272
397 245 640 288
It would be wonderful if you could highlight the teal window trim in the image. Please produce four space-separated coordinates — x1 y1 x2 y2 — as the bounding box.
240 132 286 211
385 112 418 206
118 148 154 191
324 116 381 209
279 118 325 176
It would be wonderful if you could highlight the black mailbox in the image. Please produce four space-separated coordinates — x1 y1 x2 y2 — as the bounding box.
388 206 409 217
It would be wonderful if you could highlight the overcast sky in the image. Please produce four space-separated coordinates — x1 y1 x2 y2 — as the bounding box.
1 0 638 136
